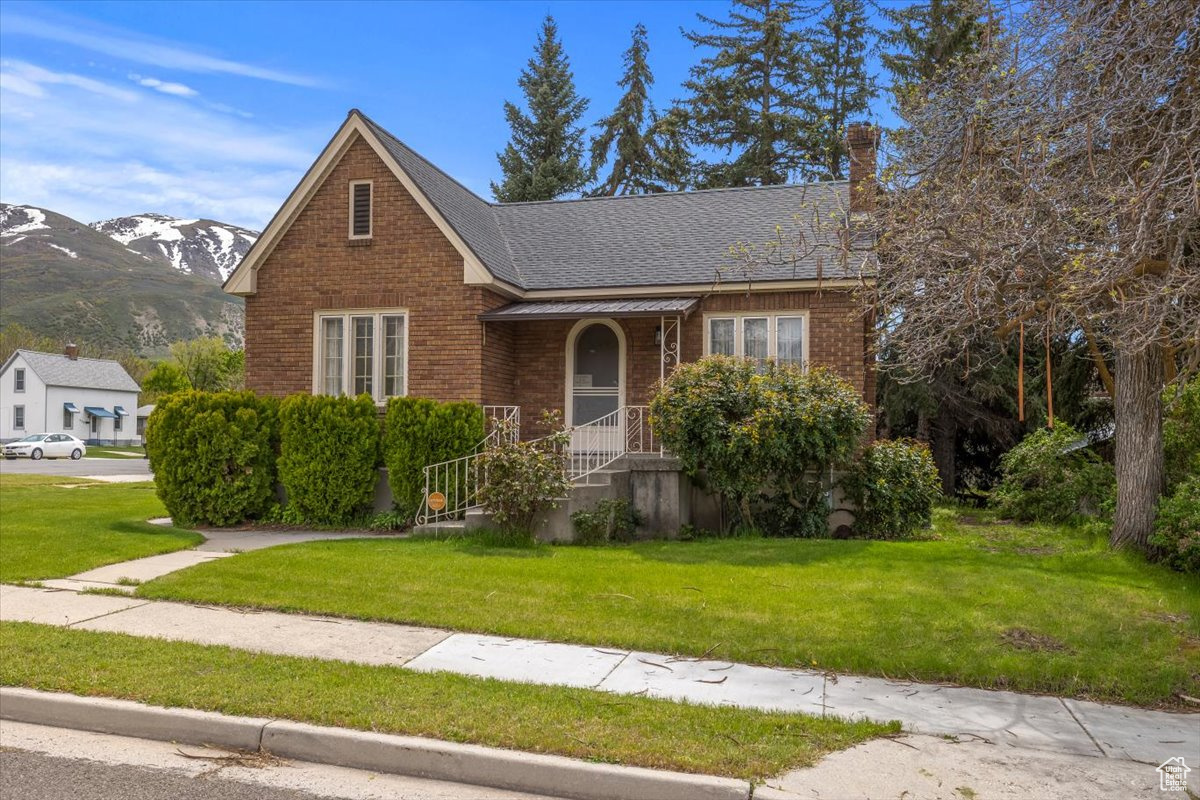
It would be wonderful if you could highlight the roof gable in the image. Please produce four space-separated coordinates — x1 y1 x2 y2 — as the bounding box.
8 349 139 392
226 109 862 299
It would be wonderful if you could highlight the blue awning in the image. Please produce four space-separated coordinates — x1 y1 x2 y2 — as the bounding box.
84 406 117 419
63 402 79 413
114 406 129 416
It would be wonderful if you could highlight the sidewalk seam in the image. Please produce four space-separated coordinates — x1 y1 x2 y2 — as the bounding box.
1058 698 1106 757
63 601 152 628
592 650 632 690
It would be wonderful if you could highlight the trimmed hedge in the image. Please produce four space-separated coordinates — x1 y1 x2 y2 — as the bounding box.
278 394 380 525
383 397 484 519
842 439 941 539
145 391 279 527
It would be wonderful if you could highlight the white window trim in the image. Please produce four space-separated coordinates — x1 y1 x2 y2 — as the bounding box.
13 405 25 430
702 311 809 367
312 308 409 404
348 179 373 239
64 409 74 430
13 368 25 393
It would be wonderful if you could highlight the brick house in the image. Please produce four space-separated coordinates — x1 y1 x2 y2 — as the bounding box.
225 110 877 446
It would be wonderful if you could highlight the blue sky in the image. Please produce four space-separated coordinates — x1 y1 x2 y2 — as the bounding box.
0 0 901 230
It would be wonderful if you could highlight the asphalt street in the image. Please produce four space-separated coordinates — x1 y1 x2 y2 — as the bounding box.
0 455 152 479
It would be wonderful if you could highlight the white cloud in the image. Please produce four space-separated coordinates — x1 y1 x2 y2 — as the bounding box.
131 74 199 98
4 13 324 88
0 60 319 229
0 60 138 102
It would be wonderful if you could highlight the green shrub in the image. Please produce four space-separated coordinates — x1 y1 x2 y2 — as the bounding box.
145 391 279 527
277 394 380 525
571 499 640 545
1163 376 1200 491
477 415 571 541
843 439 941 539
382 398 484 519
1150 475 1200 574
991 424 1115 523
650 356 870 532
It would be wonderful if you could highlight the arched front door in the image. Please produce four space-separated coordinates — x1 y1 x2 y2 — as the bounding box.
566 320 625 449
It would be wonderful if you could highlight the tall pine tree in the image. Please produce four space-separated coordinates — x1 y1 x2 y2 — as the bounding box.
878 0 986 117
678 0 809 188
799 0 876 180
492 16 589 202
590 24 690 195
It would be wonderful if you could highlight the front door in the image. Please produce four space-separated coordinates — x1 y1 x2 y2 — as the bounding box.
568 321 623 451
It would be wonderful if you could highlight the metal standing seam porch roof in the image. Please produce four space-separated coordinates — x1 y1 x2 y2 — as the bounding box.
478 298 699 321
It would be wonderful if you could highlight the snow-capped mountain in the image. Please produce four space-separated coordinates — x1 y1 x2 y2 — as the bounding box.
90 213 258 283
1 203 244 352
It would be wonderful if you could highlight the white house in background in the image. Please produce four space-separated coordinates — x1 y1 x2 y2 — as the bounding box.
0 345 141 445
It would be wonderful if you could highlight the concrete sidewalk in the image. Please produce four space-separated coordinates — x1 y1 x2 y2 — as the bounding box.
40 528 402 594
2 583 1196 785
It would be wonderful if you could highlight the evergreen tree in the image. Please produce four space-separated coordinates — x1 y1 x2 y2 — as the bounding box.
590 24 690 195
878 0 987 117
492 16 590 202
799 0 876 180
678 0 809 188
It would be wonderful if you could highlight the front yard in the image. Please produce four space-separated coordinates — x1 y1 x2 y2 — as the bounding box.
136 508 1200 708
0 475 201 582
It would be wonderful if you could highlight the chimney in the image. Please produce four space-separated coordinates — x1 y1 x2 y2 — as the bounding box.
65 343 78 361
847 122 879 216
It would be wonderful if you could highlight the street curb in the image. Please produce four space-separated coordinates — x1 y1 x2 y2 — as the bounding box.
0 688 752 800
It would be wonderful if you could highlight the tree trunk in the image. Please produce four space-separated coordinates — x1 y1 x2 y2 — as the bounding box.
1110 344 1164 551
931 406 957 496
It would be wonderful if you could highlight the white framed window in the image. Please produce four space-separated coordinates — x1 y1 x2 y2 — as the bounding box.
64 408 74 429
13 405 24 430
13 368 25 392
349 180 372 239
704 312 808 368
314 310 407 402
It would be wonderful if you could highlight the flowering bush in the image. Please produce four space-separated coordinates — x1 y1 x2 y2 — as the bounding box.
477 413 571 541
650 356 870 532
1150 476 1199 574
842 439 941 539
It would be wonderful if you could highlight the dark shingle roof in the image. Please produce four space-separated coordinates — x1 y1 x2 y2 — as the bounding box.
480 298 699 321
357 111 857 292
11 350 139 392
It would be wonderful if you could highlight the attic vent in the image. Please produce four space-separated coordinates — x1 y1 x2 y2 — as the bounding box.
350 181 372 238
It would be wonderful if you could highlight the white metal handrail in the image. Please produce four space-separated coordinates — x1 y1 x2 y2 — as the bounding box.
416 405 519 525
415 405 660 524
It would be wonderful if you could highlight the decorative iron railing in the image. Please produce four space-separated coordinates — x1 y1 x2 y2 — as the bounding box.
416 405 659 524
415 406 519 525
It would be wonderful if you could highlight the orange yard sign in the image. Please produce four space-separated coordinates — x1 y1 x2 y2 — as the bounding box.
426 492 447 512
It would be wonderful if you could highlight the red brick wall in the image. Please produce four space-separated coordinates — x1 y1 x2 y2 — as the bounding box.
502 289 872 438
245 134 500 403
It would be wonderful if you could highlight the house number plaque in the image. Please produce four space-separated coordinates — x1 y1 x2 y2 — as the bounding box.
426 492 447 511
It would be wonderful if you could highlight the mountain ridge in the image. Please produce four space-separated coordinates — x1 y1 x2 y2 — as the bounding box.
1 203 250 354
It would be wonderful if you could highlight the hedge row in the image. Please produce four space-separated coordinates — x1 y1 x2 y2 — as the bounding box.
146 392 481 527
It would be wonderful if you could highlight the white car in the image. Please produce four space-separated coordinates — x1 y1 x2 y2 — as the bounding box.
2 433 87 460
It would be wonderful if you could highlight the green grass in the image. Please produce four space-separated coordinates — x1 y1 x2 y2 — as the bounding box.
0 476 201 581
138 508 1200 707
0 622 893 779
84 446 147 459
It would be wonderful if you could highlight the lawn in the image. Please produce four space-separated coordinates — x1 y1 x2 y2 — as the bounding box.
0 622 893 779
0 476 201 582
84 446 147 459
137 508 1200 707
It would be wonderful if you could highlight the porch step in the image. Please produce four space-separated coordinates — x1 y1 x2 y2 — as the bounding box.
410 519 468 538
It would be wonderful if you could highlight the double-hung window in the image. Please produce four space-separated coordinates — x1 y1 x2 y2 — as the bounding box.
316 310 407 402
13 368 25 392
704 313 807 368
13 405 25 430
